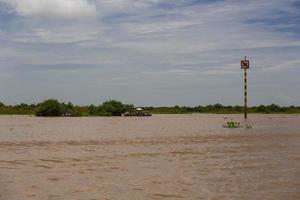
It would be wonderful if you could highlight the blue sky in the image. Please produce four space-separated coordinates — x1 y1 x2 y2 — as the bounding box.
0 0 299 106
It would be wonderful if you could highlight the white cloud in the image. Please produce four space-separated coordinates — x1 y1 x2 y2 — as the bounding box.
13 26 100 44
0 0 300 105
2 0 97 19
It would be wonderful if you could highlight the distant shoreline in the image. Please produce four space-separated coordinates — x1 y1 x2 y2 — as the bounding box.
0 113 299 117
0 100 300 116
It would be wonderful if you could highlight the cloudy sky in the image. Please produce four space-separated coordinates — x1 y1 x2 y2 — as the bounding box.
0 0 299 106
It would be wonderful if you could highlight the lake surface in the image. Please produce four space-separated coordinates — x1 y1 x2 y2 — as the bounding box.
0 114 299 200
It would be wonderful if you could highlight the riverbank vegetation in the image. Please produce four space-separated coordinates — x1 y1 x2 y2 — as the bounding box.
0 100 134 117
144 104 300 114
0 100 299 116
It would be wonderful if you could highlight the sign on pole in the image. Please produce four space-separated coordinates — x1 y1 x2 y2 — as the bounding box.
241 56 250 119
241 59 250 69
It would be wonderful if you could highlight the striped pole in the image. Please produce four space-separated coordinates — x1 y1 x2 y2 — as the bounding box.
244 67 247 119
241 56 249 119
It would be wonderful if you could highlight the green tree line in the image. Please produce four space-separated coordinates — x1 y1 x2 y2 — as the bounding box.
144 104 300 114
0 100 299 116
0 99 134 117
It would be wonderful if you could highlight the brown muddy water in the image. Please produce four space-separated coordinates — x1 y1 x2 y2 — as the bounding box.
0 114 300 200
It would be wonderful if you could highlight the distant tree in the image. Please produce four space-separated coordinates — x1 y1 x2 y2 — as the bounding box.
0 102 5 107
61 102 81 117
194 105 205 113
97 100 134 116
88 104 97 115
213 103 223 110
36 99 63 117
233 105 242 112
267 104 281 112
257 105 267 113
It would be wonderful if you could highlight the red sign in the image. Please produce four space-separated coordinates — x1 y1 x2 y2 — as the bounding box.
241 60 250 69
